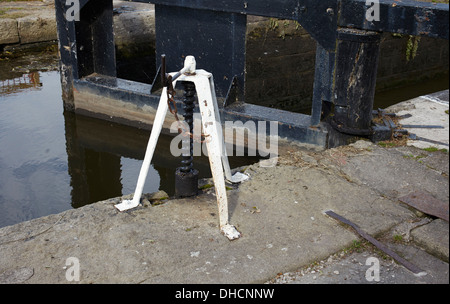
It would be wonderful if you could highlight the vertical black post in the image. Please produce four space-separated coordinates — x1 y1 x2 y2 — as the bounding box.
310 43 336 126
331 28 381 135
75 0 116 79
175 81 199 197
55 0 77 110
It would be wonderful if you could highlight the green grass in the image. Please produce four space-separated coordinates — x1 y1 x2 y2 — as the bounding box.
393 235 403 242
199 183 213 190
422 147 448 153
377 141 397 148
0 6 25 18
403 153 428 160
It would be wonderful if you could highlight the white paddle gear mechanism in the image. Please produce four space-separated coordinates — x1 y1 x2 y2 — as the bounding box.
114 56 248 240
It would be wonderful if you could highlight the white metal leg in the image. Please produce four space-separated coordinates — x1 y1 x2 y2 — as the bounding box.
174 70 244 239
114 88 169 212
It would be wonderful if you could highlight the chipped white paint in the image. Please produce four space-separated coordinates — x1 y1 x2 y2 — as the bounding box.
229 171 249 183
220 224 241 240
190 251 200 258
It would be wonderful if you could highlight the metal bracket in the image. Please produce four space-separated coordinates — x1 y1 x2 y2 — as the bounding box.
370 108 447 145
371 109 408 141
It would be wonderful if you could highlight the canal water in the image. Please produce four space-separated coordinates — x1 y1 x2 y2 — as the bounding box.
0 70 260 228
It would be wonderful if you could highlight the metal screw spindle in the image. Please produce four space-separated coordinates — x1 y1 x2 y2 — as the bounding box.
180 81 196 173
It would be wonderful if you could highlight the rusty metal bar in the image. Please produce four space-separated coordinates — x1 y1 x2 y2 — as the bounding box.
325 210 427 276
408 134 450 147
401 125 445 129
399 191 449 222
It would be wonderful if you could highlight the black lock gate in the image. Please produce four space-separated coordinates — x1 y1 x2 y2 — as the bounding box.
55 0 449 148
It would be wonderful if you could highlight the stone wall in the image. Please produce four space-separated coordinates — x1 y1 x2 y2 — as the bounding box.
0 0 56 49
0 16 57 48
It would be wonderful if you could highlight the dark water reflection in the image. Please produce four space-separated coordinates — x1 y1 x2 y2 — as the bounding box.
0 71 260 228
